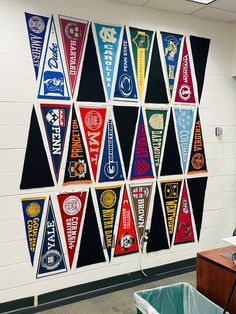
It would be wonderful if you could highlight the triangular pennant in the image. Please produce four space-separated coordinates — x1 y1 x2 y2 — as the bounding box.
174 108 194 173
188 109 207 174
80 107 106 181
147 184 169 252
130 109 154 180
59 15 88 98
57 191 87 269
77 26 105 102
160 109 183 176
114 186 139 256
130 183 152 241
161 32 183 98
187 177 208 241
129 27 153 99
175 37 195 104
95 186 121 261
113 106 138 177
190 36 210 102
25 12 49 80
77 190 106 267
99 112 124 182
64 105 91 185
161 179 182 245
94 23 122 99
37 197 67 278
114 28 138 101
38 16 70 100
146 109 167 177
21 197 45 265
174 181 195 245
41 104 70 181
20 106 54 189
145 33 168 104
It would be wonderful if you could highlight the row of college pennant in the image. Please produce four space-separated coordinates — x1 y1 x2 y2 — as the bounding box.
21 178 207 278
25 13 210 104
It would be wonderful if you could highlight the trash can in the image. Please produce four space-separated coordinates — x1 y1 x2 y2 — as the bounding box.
134 282 227 314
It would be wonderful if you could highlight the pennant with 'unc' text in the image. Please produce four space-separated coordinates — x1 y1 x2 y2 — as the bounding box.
21 197 45 265
38 16 70 100
25 12 49 80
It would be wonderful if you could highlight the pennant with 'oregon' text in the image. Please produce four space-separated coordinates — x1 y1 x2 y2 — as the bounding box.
130 183 152 241
114 186 139 256
57 191 87 269
174 108 194 173
146 109 167 177
129 27 153 99
94 23 122 99
59 15 88 98
41 104 70 181
130 109 154 180
114 28 138 101
80 107 106 181
64 105 91 185
161 179 182 245
161 32 183 98
38 16 70 100
188 109 207 174
21 197 45 265
96 186 121 261
174 181 195 245
37 197 67 278
25 12 49 80
175 37 195 104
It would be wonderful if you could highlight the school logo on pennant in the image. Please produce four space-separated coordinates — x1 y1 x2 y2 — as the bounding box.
59 15 88 98
41 104 70 181
21 197 45 265
38 16 70 100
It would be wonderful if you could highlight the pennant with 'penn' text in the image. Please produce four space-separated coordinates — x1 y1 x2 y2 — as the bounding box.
114 28 138 101
37 197 67 278
174 181 195 245
25 12 49 80
94 23 122 99
59 15 88 98
38 16 70 100
188 109 207 174
114 186 139 256
130 109 154 180
21 197 45 265
64 105 91 185
57 191 87 269
96 186 121 261
41 104 70 181
80 107 106 182
161 179 182 245
129 27 153 99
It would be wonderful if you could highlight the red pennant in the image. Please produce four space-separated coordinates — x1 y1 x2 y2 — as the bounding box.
80 107 106 181
59 15 88 98
57 191 87 269
175 37 195 104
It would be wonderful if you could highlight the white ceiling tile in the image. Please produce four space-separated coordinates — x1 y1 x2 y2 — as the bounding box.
146 0 205 14
193 6 236 22
210 0 236 12
110 0 149 5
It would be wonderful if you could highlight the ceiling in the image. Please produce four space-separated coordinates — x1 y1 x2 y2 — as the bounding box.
105 0 236 23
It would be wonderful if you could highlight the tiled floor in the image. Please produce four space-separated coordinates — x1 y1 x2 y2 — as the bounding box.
39 271 196 314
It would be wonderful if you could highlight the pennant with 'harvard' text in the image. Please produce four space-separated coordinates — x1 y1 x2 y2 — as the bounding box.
59 15 88 98
37 197 67 278
41 104 70 182
64 105 91 185
38 16 70 100
96 186 121 261
25 12 49 80
21 197 45 265
57 191 87 269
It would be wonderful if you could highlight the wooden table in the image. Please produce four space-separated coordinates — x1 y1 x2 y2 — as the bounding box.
197 246 236 314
